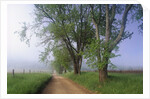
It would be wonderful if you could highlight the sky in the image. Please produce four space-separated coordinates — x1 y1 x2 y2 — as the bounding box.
7 4 52 72
7 4 143 72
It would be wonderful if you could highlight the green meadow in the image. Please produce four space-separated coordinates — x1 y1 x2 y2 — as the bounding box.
63 72 143 94
7 73 51 94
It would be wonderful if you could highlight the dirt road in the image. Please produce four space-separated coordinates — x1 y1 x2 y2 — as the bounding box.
41 74 93 94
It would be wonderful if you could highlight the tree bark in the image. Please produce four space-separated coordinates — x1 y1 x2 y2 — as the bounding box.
73 55 82 75
99 49 110 82
73 63 78 74
99 64 108 82
78 56 82 75
97 4 109 82
113 4 133 47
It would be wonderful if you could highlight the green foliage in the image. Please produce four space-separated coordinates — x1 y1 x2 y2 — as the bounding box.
15 22 31 46
83 39 120 69
7 73 51 94
51 45 72 73
82 4 142 71
83 39 101 69
39 47 51 63
63 72 143 94
33 5 94 66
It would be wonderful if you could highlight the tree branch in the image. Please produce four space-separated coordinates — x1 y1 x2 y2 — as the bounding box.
112 4 133 47
66 35 78 53
98 5 101 25
89 4 97 25
110 5 116 26
105 4 110 43
35 5 55 23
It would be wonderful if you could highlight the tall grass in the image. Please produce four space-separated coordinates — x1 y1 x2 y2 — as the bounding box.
63 72 143 94
7 73 51 94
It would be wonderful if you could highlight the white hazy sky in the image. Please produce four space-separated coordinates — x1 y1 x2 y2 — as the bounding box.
7 4 44 61
7 5 37 61
7 4 143 71
7 4 52 72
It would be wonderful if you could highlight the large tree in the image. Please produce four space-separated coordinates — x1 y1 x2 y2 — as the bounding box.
17 4 94 74
84 4 143 82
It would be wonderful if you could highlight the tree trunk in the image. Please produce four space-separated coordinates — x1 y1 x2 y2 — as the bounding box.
73 55 82 75
99 64 108 82
73 63 78 74
78 65 81 75
78 57 82 75
73 58 82 75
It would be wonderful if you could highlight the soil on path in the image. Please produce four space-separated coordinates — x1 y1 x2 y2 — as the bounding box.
41 74 93 94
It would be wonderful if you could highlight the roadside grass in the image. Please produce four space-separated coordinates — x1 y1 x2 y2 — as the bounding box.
7 73 51 94
63 72 143 94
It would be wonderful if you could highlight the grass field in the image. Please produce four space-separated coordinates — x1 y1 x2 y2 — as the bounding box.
63 72 143 94
7 73 51 94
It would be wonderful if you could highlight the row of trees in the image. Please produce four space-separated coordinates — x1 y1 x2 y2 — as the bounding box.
17 4 142 82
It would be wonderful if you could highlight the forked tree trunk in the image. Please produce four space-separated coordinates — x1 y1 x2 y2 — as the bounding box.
99 64 108 82
73 56 82 75
73 63 81 75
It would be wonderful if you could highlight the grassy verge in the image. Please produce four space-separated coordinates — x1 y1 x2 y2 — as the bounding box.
63 72 143 94
7 73 51 94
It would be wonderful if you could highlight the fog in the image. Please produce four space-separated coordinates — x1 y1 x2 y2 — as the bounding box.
7 4 51 72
